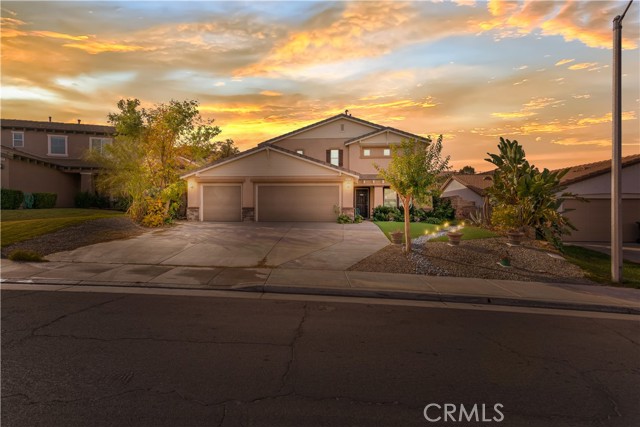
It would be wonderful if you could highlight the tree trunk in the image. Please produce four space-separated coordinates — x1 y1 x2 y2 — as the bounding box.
403 197 412 253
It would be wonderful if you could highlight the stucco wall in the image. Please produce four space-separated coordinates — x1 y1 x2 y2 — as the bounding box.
1 128 106 159
1 157 79 207
289 117 377 139
564 163 640 197
198 149 341 177
273 138 350 167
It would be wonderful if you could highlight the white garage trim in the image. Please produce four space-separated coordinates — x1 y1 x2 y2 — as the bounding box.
200 183 242 222
255 183 342 222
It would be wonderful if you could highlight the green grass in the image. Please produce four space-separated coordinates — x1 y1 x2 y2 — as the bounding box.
563 245 640 288
1 208 123 247
374 221 497 241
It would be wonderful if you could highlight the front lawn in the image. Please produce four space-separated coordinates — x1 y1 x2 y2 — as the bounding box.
374 221 497 241
563 245 640 288
1 208 124 247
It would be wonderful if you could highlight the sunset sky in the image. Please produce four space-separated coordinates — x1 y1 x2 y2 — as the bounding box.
2 0 639 171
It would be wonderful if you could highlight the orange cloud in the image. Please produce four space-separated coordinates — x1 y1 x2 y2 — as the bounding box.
260 90 282 97
555 58 574 66
478 1 638 49
63 41 145 54
235 2 415 76
551 137 610 146
568 62 598 70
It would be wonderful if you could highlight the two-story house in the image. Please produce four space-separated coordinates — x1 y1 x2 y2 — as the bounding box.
182 113 429 222
1 118 114 207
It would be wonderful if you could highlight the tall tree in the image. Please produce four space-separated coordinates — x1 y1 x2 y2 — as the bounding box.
92 98 234 224
376 136 450 253
458 165 476 174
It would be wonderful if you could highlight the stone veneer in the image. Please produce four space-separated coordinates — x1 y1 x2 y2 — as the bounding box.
186 207 199 221
242 207 255 222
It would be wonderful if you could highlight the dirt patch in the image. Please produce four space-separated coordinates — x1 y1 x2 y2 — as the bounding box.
349 238 595 285
2 217 147 258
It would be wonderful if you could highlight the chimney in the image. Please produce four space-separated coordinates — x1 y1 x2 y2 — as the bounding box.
48 116 52 122
77 119 81 124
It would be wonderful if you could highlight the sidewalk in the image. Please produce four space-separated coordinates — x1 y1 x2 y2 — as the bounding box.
1 259 639 315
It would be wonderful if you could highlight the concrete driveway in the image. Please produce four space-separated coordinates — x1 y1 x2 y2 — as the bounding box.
47 221 390 270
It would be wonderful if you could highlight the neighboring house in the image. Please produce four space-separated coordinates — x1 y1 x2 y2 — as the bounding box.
440 155 640 243
440 172 494 219
1 118 114 207
181 113 428 222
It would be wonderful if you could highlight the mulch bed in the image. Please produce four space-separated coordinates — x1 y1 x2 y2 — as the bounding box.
1 217 147 258
349 237 595 285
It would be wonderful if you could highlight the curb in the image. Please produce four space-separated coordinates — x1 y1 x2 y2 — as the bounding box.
2 278 638 315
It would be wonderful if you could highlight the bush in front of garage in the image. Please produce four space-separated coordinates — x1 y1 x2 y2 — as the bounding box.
32 192 57 209
1 188 25 210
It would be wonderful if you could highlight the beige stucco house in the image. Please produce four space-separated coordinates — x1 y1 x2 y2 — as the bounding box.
440 155 640 242
1 119 114 207
182 113 428 222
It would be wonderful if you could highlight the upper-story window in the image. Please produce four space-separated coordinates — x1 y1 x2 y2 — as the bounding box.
383 148 391 157
327 149 343 167
296 149 304 155
363 149 371 157
48 135 67 156
90 137 112 154
340 124 345 132
12 132 24 147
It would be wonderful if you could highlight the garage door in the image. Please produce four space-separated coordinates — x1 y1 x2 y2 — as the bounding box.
202 185 241 221
563 199 640 242
257 185 339 222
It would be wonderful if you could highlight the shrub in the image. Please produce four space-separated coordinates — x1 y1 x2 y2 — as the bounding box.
32 192 57 209
353 214 364 224
1 188 24 210
373 205 402 221
23 192 34 209
112 196 132 212
8 249 45 262
337 213 352 224
423 216 442 224
140 197 166 227
75 192 111 209
431 196 455 220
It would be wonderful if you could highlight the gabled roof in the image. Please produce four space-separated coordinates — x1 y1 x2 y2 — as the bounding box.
441 172 494 196
181 144 361 179
558 154 640 186
1 118 115 135
344 127 429 146
0 146 100 171
257 113 383 146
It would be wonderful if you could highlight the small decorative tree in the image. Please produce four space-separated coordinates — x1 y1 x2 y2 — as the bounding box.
376 135 450 253
485 137 580 249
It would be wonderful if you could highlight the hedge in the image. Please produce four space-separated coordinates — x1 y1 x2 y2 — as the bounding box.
1 188 24 210
32 192 57 209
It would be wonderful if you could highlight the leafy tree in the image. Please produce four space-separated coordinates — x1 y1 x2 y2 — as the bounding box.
91 98 235 224
458 165 476 174
375 135 450 252
485 137 579 249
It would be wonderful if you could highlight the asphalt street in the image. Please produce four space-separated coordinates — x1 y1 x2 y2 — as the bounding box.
1 289 639 427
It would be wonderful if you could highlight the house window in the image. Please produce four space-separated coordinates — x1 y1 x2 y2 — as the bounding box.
48 135 67 156
90 137 112 153
296 149 304 155
383 187 398 208
340 124 345 132
383 148 391 157
326 149 343 167
12 132 24 147
363 149 371 157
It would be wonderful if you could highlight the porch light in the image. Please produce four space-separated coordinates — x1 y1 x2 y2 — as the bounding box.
344 178 353 190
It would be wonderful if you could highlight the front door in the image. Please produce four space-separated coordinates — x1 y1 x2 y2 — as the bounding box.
355 188 370 218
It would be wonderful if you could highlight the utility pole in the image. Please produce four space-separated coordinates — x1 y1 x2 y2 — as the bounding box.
611 0 633 283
